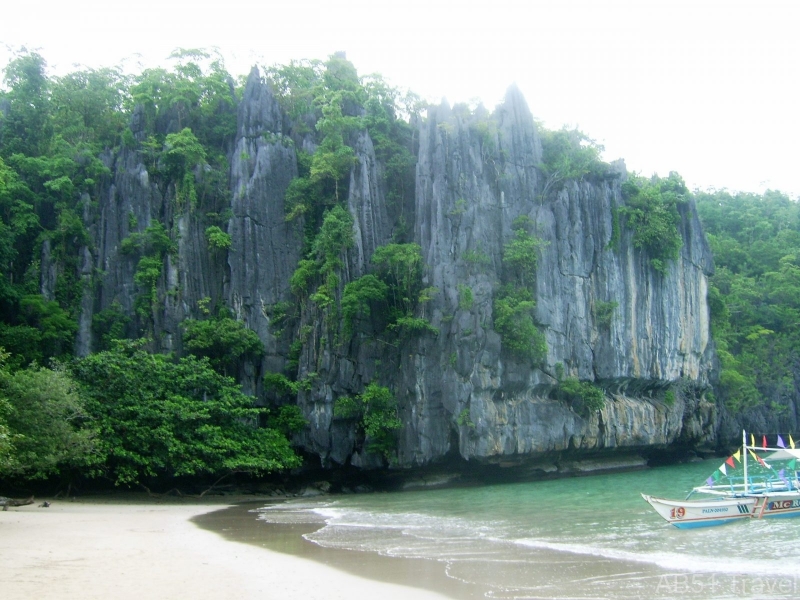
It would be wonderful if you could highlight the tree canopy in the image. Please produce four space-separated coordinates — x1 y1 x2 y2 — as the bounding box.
695 189 800 414
0 350 98 480
71 342 300 486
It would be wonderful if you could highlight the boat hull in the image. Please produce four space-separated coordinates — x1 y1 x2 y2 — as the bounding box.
641 494 756 529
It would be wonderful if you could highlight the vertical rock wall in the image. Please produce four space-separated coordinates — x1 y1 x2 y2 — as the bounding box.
226 69 302 388
392 87 716 466
79 69 718 471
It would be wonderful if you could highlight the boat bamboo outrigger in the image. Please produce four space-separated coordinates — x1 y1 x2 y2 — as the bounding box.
642 430 800 529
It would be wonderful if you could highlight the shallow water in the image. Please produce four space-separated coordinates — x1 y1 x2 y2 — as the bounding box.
206 461 800 599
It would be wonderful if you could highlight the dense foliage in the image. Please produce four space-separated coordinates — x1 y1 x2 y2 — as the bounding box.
619 172 689 274
0 343 300 486
71 342 300 486
333 382 402 460
0 350 98 480
183 312 264 376
695 189 800 413
538 127 610 199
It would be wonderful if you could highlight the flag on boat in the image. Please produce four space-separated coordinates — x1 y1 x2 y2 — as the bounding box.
789 458 797 470
778 435 786 449
763 435 768 448
706 476 714 487
726 456 735 468
751 434 756 447
719 463 727 475
791 434 796 450
733 449 741 462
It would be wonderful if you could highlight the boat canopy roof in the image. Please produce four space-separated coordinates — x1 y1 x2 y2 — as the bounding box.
764 448 800 461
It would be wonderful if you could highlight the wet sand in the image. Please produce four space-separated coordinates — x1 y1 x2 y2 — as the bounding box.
0 498 454 600
193 502 489 599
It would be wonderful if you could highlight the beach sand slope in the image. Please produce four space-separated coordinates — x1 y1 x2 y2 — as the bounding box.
0 501 451 600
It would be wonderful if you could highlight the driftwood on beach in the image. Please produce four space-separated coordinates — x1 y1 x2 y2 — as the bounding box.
0 496 35 510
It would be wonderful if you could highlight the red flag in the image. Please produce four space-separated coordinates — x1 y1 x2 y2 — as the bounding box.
726 456 735 468
763 435 768 448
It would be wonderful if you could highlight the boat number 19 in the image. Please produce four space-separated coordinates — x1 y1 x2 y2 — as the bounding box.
670 507 686 519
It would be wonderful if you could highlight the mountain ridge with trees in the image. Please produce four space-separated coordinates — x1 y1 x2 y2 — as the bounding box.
1 49 796 490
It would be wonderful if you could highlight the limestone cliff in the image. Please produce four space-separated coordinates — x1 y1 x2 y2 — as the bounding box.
78 68 719 473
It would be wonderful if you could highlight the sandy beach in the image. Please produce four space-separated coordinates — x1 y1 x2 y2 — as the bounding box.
0 498 453 600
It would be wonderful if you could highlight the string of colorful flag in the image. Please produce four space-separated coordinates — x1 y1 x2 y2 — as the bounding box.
749 433 795 450
705 434 798 487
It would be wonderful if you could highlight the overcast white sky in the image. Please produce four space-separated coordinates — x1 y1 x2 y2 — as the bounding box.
2 0 798 197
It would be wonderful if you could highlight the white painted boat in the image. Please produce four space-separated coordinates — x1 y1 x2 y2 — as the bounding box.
642 430 800 528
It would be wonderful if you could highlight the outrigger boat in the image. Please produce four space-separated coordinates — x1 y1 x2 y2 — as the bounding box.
642 431 800 529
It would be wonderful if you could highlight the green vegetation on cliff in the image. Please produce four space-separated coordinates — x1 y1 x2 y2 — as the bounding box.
538 127 609 198
619 172 688 274
0 49 237 361
334 382 402 460
495 216 547 363
0 49 303 488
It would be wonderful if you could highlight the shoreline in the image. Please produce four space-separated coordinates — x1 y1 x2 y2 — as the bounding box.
193 502 489 599
0 496 455 599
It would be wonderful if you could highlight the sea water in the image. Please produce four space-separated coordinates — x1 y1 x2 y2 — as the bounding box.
251 460 800 599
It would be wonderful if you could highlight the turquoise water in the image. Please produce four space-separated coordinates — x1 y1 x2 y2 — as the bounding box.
254 461 800 599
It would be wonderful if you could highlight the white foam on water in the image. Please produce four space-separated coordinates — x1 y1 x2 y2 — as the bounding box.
514 537 800 579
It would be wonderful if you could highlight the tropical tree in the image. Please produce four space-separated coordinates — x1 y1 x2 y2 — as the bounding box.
0 351 98 480
71 341 300 486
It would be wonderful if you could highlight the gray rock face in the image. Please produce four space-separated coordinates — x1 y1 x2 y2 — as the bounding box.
293 87 716 469
402 90 714 466
94 146 165 325
78 73 719 472
226 69 302 388
346 130 391 278
537 180 713 385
